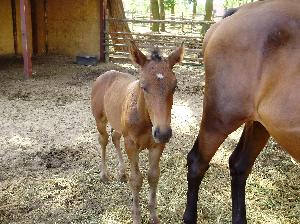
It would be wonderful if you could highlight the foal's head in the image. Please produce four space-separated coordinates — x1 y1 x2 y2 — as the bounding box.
129 41 184 144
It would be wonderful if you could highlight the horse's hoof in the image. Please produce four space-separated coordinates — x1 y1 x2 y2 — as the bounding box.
149 216 160 224
183 212 197 224
100 172 109 183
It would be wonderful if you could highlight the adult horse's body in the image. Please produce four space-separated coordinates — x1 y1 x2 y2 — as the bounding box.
184 0 300 223
91 42 184 224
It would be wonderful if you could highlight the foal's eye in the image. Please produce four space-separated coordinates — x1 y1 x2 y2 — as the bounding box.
141 86 148 93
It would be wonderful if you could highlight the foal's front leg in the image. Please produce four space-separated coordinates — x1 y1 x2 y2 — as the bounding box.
125 138 143 224
148 145 163 224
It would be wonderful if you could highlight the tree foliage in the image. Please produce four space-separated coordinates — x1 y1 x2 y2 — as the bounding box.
224 0 255 8
164 0 176 10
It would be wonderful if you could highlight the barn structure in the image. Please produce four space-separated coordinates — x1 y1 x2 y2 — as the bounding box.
0 0 106 78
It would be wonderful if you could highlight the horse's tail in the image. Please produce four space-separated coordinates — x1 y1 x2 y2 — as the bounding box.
223 8 238 18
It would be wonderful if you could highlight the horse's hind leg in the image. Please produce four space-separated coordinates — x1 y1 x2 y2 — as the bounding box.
112 130 126 182
229 121 269 224
184 113 243 224
96 118 109 182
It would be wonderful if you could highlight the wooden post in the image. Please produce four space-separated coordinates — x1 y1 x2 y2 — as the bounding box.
181 12 184 32
20 0 32 78
104 9 109 63
31 0 37 55
99 0 106 62
11 0 18 55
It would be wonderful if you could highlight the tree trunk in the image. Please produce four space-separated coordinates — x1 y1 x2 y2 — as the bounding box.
192 0 197 19
151 0 160 32
171 5 175 27
159 0 165 31
171 5 175 15
201 0 213 36
107 0 132 52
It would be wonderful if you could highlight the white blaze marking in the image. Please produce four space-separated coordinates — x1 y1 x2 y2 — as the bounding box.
156 73 164 79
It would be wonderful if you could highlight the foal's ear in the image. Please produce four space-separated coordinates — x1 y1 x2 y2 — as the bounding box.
167 43 184 68
128 40 147 67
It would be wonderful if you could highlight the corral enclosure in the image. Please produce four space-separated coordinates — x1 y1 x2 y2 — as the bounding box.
0 56 299 223
1 0 300 223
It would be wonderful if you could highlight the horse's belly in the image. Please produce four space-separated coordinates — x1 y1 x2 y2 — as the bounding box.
258 96 300 161
268 128 300 162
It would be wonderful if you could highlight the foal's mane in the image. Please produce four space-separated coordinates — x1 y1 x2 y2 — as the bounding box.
150 47 162 61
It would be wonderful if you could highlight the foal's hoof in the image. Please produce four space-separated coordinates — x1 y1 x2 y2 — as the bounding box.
118 173 127 183
100 172 109 183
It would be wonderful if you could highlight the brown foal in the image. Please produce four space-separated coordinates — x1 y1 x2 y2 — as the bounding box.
183 0 300 223
91 41 184 223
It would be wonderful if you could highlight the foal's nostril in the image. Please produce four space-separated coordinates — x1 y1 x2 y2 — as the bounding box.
164 128 172 141
154 128 160 139
153 127 172 143
166 128 172 139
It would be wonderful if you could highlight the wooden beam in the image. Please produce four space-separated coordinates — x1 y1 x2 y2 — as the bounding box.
20 0 32 78
99 0 106 62
30 0 38 55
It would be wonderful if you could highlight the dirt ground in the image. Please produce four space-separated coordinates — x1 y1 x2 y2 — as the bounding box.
0 56 299 224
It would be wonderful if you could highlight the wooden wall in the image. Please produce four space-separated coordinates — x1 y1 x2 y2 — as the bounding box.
47 0 100 57
0 0 100 57
0 0 15 54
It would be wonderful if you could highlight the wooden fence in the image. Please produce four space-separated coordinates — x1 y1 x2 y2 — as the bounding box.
104 13 216 66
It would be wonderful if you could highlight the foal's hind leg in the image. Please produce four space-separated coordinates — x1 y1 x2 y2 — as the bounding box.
229 121 269 224
184 114 243 224
112 130 126 182
96 119 109 182
148 145 163 224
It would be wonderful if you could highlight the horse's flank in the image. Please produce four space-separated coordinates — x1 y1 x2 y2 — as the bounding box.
184 0 300 223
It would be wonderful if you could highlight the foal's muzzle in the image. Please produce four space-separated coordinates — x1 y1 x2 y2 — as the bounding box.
152 127 172 143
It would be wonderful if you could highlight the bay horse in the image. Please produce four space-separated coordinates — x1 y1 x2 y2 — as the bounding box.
91 41 184 224
183 0 300 223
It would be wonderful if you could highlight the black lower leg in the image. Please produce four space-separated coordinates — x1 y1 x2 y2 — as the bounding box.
231 174 247 224
183 138 209 224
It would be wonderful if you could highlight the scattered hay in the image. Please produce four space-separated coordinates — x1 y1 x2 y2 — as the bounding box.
0 56 299 223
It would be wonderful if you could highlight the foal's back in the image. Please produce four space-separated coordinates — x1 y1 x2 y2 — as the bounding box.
91 70 136 132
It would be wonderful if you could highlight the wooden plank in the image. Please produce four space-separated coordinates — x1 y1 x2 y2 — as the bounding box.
20 0 32 78
106 31 203 39
106 44 202 52
105 36 202 42
108 55 202 66
107 17 215 25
